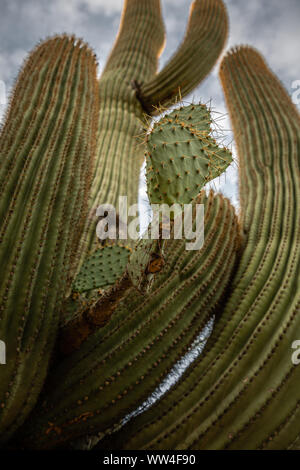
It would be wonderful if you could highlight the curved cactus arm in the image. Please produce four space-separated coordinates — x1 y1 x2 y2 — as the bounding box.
14 191 240 449
59 244 132 355
80 0 165 259
137 0 229 114
101 46 300 450
66 100 233 354
0 36 99 443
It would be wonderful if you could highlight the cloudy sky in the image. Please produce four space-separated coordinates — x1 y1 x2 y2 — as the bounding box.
0 0 299 213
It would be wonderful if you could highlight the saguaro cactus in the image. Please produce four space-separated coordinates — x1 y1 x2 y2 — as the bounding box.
80 0 228 259
0 36 99 442
0 0 299 451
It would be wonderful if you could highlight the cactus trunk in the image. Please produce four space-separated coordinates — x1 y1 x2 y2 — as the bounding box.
0 0 298 452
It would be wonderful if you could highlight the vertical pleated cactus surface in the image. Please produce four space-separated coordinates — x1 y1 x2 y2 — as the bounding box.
80 0 229 259
96 46 300 451
0 0 299 451
0 36 99 442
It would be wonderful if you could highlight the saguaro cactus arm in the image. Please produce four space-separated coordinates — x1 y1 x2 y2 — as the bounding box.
98 47 300 450
61 101 233 354
80 0 229 259
0 36 99 444
137 0 229 114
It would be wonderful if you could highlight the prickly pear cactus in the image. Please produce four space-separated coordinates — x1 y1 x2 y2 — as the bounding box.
0 35 99 443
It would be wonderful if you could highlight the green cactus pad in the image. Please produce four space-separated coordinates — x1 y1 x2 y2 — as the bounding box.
73 245 131 293
146 103 233 205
